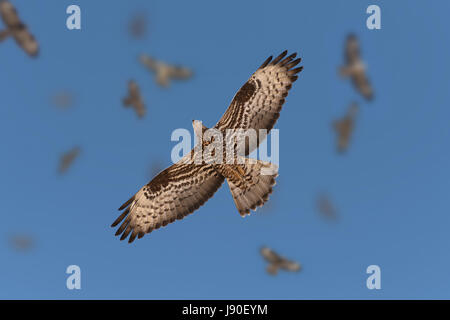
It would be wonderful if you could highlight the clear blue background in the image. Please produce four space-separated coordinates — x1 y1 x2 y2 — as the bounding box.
1 0 449 299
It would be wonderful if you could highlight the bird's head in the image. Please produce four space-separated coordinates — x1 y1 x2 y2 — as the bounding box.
192 120 207 139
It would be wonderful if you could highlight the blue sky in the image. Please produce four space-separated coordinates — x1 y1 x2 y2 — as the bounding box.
1 0 450 299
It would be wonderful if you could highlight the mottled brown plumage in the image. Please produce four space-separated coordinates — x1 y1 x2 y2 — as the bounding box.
333 103 358 153
139 54 193 88
123 80 146 118
113 51 303 242
260 247 301 275
339 34 373 100
0 0 38 57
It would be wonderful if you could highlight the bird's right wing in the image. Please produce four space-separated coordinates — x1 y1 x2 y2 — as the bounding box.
112 156 225 243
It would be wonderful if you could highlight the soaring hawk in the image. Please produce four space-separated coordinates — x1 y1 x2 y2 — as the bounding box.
112 50 303 242
260 247 301 275
339 34 373 100
139 54 193 88
123 80 146 118
333 102 358 153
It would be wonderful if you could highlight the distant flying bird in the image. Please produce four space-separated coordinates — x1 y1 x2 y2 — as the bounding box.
123 80 146 118
59 146 81 174
112 50 303 242
0 0 39 57
333 103 358 153
9 234 34 252
260 247 301 275
339 34 373 100
139 54 193 88
128 13 147 39
317 192 337 220
52 91 74 109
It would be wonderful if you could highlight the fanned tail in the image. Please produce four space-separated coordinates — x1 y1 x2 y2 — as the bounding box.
217 158 278 216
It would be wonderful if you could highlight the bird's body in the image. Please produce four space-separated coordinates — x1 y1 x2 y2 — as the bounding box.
113 51 303 242
260 247 301 275
123 80 146 118
0 0 38 57
139 54 193 88
339 34 373 100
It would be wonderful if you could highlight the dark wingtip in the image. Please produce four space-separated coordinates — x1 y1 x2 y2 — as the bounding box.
259 55 273 69
271 50 288 65
118 196 134 210
111 208 129 227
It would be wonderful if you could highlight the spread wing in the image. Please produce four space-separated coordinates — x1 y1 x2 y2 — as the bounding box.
0 1 38 57
215 50 303 153
0 1 20 27
169 65 193 80
112 155 225 243
344 35 373 100
12 25 38 56
123 80 146 118
260 247 282 264
352 71 373 100
280 259 301 272
139 54 159 72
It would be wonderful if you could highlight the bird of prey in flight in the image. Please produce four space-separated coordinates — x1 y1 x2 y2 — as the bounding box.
333 102 358 153
139 54 193 88
128 12 147 39
52 91 75 110
260 247 301 275
317 192 337 220
123 80 146 118
112 50 303 242
0 0 38 57
9 234 34 252
339 34 373 100
59 146 81 174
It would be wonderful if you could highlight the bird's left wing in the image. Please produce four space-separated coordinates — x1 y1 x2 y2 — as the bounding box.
215 50 303 145
112 157 225 243
260 247 282 264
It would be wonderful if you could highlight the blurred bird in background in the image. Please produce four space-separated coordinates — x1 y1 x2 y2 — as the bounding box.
333 102 358 153
58 146 81 175
0 0 39 57
316 192 338 220
260 247 301 275
51 91 75 110
9 234 34 252
339 34 373 101
128 12 147 39
139 54 193 88
123 80 146 118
